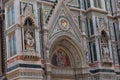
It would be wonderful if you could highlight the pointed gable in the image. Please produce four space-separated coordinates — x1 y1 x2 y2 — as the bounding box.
48 0 81 42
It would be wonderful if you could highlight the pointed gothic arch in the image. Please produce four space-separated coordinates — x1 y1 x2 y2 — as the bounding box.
48 32 88 80
49 36 82 67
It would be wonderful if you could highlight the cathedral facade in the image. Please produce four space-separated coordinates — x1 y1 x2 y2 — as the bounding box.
3 0 120 80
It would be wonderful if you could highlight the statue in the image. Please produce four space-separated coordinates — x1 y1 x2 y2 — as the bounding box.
25 29 34 50
103 47 109 54
102 46 110 61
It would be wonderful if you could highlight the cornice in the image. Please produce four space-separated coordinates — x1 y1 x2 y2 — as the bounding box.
37 0 54 6
107 15 115 19
85 8 108 14
107 15 120 19
114 15 120 19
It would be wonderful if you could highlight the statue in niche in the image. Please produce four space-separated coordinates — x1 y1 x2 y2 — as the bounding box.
101 31 111 61
25 29 34 50
103 46 109 57
52 50 70 66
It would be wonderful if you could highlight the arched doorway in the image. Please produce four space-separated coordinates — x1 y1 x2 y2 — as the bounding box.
49 36 86 80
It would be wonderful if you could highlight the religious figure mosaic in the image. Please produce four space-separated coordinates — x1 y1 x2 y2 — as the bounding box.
52 49 70 67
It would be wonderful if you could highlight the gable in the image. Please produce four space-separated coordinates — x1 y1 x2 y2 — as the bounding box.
48 2 81 42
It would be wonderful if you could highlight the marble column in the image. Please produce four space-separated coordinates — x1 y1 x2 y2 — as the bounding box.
35 29 41 57
16 27 22 54
90 0 94 8
15 0 20 24
92 16 101 62
101 0 106 10
108 40 113 60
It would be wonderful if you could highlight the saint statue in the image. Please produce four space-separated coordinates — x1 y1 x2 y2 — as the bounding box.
25 29 34 50
103 47 109 55
102 46 110 61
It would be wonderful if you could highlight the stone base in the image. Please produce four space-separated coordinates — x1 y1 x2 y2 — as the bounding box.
7 68 43 80
15 78 43 80
90 72 116 80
